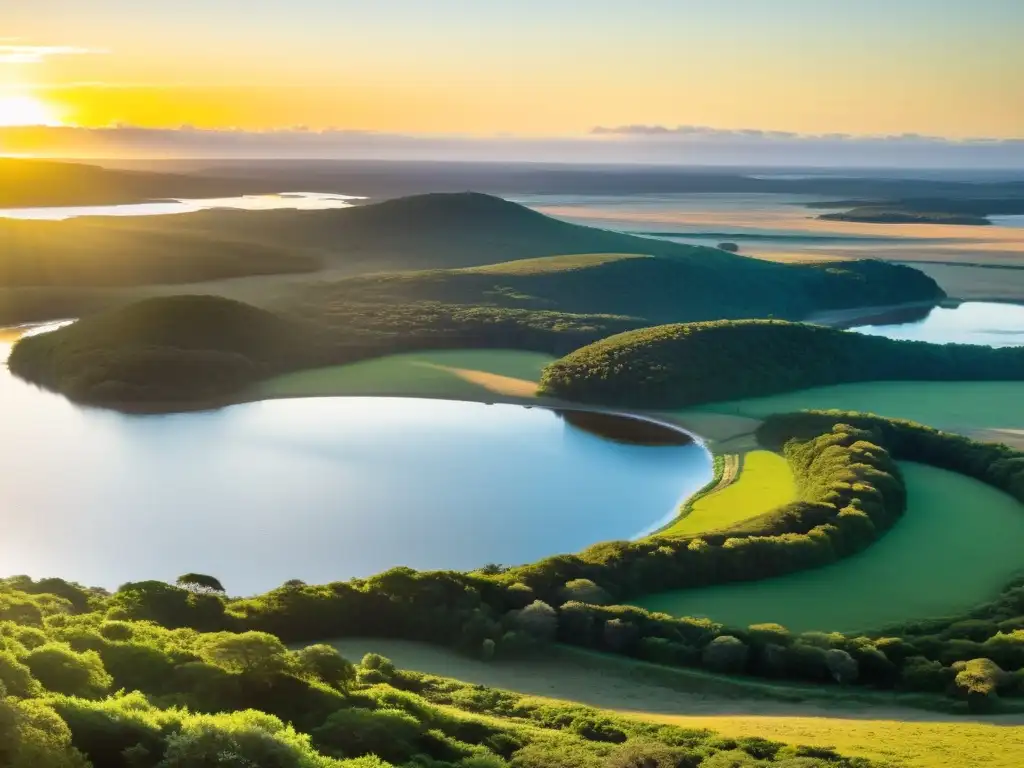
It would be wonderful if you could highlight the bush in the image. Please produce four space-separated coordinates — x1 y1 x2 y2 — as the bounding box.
513 602 558 643
558 580 610 606
953 658 1008 712
702 636 749 674
825 649 859 684
312 706 423 763
0 651 42 698
24 644 112 698
292 644 355 689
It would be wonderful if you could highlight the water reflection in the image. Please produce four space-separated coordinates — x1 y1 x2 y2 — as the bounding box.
850 302 1024 347
0 330 710 593
0 192 365 220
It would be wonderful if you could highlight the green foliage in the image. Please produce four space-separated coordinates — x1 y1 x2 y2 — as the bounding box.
312 706 422 763
702 636 750 674
0 651 43 698
539 319 1024 409
9 296 323 406
198 631 290 679
175 574 226 595
294 645 356 689
24 644 112 698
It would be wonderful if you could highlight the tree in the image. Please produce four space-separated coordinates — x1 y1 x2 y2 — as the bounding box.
291 644 355 689
701 636 749 674
0 697 88 768
175 573 226 595
198 632 289 680
24 644 111 698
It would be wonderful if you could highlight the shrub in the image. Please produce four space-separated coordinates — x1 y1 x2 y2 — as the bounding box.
559 580 610 606
953 658 1008 712
0 651 42 698
24 644 112 698
825 649 859 684
198 632 289 679
312 706 422 763
292 644 355 689
513 601 558 643
702 636 749 674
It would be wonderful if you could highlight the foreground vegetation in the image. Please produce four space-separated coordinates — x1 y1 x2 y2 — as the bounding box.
328 638 1024 768
539 319 1024 409
2 578 888 768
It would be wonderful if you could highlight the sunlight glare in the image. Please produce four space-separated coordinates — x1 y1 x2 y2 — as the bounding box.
0 95 62 127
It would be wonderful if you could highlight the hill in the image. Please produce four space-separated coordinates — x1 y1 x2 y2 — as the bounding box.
0 158 259 207
8 295 323 406
538 319 1024 408
283 249 944 326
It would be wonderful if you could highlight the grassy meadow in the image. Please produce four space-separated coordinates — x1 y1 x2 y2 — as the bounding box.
251 349 554 401
658 450 795 537
697 380 1024 434
327 638 1024 768
632 461 1024 633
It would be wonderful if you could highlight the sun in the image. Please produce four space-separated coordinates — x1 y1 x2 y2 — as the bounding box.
0 95 62 127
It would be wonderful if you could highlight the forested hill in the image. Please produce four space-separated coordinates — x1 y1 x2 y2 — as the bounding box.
101 191 735 272
0 158 258 207
288 251 944 327
539 319 1024 408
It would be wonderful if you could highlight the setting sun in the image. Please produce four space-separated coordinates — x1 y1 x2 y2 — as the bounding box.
0 94 61 127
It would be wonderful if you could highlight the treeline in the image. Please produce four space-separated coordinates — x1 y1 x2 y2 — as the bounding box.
9 295 641 408
0 580 878 768
539 319 1024 409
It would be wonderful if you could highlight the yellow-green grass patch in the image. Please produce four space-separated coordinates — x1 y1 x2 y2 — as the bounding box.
250 349 554 401
455 252 650 275
658 450 796 537
632 461 1024 633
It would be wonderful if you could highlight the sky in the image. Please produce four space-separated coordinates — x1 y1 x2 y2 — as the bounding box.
2 0 1022 162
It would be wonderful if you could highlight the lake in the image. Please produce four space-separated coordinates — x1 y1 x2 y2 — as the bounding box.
850 301 1024 347
0 191 364 220
0 327 710 595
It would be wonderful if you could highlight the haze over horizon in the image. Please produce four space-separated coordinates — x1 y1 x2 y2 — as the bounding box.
2 0 1022 166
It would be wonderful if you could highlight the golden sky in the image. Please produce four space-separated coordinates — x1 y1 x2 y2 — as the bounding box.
2 0 1022 138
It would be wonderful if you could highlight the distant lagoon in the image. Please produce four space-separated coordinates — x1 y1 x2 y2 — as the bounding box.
0 191 365 220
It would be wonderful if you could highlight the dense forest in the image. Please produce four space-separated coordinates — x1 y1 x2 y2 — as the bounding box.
539 319 1024 408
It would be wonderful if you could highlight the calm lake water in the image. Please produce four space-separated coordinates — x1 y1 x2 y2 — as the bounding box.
0 192 364 220
0 327 710 594
850 301 1024 347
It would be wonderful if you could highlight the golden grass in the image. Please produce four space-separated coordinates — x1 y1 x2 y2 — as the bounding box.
456 252 649 274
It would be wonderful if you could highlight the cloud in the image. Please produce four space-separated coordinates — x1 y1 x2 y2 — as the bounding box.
0 44 105 65
1 124 1022 168
589 124 1020 146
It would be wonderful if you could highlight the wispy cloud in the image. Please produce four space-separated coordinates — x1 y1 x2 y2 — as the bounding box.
591 124 1022 146
0 43 105 65
1 125 1021 168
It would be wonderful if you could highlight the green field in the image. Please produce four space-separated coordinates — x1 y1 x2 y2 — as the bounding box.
326 638 1024 768
251 349 554 401
658 450 795 536
633 461 1024 633
698 380 1024 432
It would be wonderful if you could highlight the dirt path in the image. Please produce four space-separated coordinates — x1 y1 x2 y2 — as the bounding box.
329 638 1024 768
